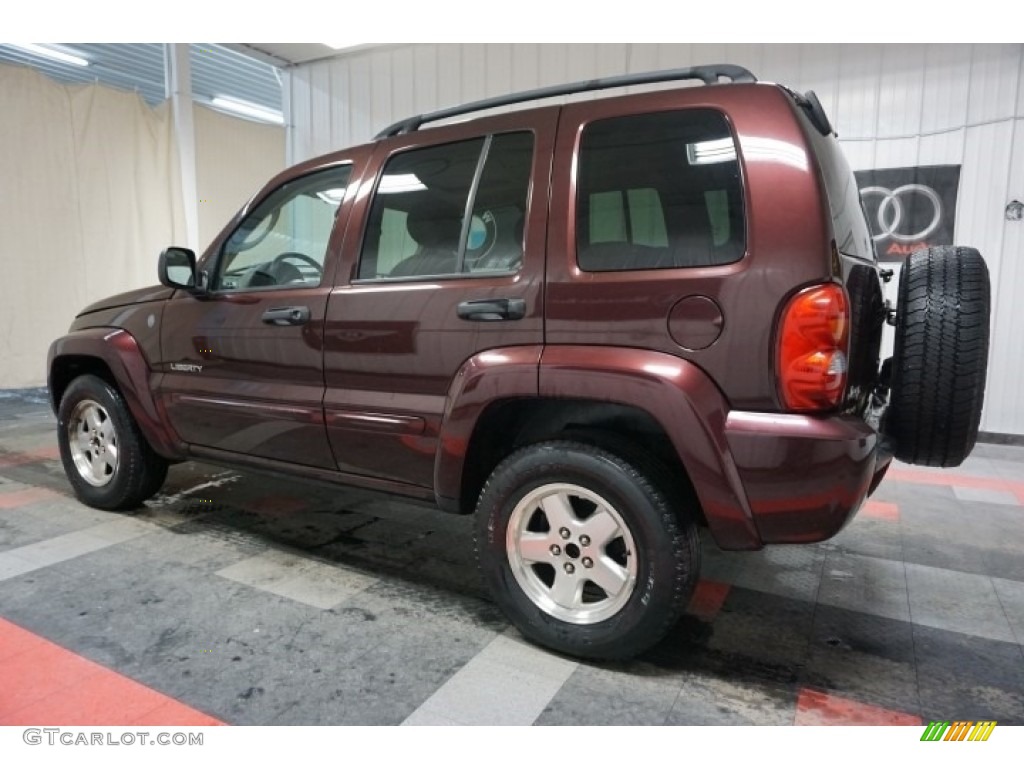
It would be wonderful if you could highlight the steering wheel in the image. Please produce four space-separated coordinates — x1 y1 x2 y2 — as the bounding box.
265 252 324 284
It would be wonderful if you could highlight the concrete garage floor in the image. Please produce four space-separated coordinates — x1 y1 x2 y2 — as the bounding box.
1 388 1023 726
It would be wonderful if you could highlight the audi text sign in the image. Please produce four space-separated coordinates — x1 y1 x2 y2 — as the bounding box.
854 165 961 262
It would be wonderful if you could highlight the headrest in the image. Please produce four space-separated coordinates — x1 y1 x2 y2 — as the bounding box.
406 206 463 249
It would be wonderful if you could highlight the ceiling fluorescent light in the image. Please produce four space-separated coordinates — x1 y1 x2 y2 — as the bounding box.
8 43 89 67
323 43 366 50
379 173 426 194
687 138 737 165
316 188 347 205
211 96 284 125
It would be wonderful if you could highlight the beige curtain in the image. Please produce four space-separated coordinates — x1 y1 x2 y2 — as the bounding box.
194 104 285 250
0 63 186 388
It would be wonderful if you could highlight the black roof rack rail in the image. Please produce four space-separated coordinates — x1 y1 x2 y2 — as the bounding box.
375 64 757 139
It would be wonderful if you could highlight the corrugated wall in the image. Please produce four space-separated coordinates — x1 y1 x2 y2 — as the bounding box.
288 44 1024 436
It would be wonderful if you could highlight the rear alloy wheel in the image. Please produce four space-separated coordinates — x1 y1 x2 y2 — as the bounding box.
506 482 639 625
57 374 168 510
886 246 990 466
475 440 700 660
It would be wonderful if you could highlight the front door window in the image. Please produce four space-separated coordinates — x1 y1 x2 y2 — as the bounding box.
214 164 352 292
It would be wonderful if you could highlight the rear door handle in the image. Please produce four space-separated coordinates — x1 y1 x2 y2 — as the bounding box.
261 306 310 326
456 298 526 322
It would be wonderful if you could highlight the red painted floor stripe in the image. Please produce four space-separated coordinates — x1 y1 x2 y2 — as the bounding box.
687 580 731 621
0 618 224 726
0 618 49 662
794 688 921 726
861 500 899 522
886 467 1024 505
0 488 61 509
0 446 61 469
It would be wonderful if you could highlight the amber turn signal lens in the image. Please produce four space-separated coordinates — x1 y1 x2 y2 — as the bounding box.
778 283 850 411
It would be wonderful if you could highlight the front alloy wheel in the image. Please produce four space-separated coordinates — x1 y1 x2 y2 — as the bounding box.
57 374 169 511
67 399 119 486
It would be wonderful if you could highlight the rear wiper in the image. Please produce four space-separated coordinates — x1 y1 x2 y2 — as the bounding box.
785 87 836 137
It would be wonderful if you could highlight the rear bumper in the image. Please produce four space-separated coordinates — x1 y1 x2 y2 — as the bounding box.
723 411 885 545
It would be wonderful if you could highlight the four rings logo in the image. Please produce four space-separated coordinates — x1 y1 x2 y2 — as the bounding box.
860 184 943 243
854 165 961 261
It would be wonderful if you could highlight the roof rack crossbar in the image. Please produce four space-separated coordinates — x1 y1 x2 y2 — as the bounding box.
375 64 757 139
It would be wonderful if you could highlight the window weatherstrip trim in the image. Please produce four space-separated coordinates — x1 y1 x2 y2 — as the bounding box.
456 135 493 274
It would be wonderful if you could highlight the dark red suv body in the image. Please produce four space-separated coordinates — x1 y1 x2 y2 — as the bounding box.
47 66 990 658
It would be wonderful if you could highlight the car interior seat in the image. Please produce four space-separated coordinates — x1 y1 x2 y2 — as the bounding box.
388 206 463 277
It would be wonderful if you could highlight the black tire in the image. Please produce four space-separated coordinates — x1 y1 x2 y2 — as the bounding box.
474 440 700 660
57 374 169 510
886 246 990 466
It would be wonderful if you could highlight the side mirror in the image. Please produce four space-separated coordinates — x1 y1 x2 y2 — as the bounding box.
158 247 203 292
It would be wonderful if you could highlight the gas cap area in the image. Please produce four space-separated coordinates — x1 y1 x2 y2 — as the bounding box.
668 296 724 351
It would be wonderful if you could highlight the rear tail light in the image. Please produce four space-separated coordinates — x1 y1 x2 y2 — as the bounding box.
778 283 850 411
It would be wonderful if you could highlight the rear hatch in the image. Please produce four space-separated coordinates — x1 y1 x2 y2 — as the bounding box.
793 96 887 416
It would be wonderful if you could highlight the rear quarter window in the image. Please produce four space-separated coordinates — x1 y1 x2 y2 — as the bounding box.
576 109 745 272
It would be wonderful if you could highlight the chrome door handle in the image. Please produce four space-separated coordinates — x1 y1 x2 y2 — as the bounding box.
261 306 310 326
456 298 526 322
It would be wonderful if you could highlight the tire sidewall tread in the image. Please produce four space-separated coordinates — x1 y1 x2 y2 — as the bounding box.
887 246 990 467
474 440 700 660
57 374 167 511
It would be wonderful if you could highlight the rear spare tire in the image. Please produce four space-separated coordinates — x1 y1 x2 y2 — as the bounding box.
886 246 990 466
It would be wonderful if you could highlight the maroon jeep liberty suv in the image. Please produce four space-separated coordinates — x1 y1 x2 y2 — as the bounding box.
48 66 990 659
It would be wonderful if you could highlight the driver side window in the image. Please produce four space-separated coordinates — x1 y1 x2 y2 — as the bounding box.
214 164 352 292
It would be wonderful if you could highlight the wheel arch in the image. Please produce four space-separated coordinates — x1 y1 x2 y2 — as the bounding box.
48 329 185 460
437 345 762 550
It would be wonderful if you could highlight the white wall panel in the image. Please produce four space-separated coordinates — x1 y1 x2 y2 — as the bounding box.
968 44 1021 124
510 44 541 92
877 46 926 138
917 129 966 165
411 45 438 115
794 45 842 120
289 43 1024 435
348 55 373 148
308 62 333 162
872 137 921 170
836 140 876 170
921 45 972 135
994 120 1024 435
760 44 800 88
960 121 1019 433
836 45 884 141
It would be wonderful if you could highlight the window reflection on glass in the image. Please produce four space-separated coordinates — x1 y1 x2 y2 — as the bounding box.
215 164 352 292
359 132 534 280
577 110 746 272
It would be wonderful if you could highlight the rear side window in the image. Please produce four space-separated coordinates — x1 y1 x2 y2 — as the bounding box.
576 110 745 272
358 132 534 280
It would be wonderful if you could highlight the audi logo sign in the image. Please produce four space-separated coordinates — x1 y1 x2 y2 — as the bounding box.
854 165 961 262
860 184 944 243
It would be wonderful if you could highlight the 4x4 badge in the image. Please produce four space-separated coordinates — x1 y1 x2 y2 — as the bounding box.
169 363 203 373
